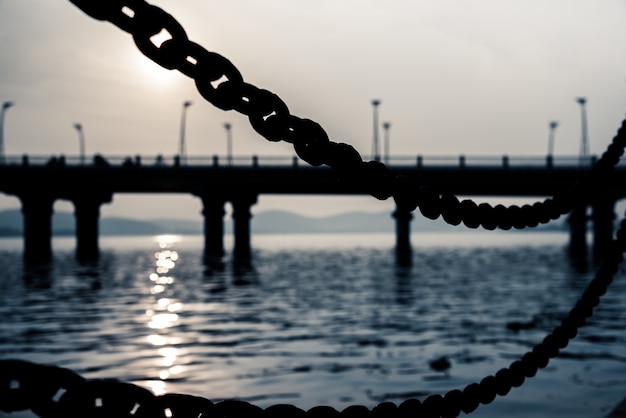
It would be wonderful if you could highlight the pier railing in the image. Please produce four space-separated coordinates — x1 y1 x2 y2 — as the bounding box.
0 154 602 168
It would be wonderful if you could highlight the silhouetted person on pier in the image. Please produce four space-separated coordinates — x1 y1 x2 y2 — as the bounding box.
93 154 110 168
46 156 58 167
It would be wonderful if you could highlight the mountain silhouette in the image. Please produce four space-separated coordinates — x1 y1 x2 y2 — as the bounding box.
0 208 566 237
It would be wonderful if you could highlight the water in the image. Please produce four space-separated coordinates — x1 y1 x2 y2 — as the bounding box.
1 232 626 417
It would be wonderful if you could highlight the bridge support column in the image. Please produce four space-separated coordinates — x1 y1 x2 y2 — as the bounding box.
71 192 112 261
20 194 55 264
568 205 588 260
393 207 413 266
200 195 226 261
231 194 257 260
592 197 615 262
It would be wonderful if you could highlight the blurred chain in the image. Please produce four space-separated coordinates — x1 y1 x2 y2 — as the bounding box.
67 0 626 230
2 213 626 417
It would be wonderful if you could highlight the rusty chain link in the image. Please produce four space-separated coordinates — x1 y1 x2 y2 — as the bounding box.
68 0 626 231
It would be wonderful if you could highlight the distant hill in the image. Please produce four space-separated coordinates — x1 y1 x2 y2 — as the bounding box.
0 208 567 237
0 209 194 237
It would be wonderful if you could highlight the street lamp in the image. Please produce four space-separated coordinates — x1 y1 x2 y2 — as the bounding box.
0 101 15 163
576 97 589 164
74 123 85 164
224 122 232 165
382 121 391 165
371 99 381 161
547 121 558 157
179 100 192 164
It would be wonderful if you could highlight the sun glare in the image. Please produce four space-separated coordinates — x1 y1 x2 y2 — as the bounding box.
133 54 180 87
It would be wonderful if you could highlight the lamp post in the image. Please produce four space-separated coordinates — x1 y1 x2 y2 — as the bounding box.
371 99 381 161
382 122 391 165
224 122 232 165
0 101 14 164
576 97 589 165
74 123 85 164
547 121 558 157
179 100 192 164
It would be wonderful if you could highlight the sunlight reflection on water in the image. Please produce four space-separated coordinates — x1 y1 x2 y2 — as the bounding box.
144 236 187 395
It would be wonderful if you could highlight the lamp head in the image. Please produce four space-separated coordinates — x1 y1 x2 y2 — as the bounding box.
183 101 192 108
2 101 13 110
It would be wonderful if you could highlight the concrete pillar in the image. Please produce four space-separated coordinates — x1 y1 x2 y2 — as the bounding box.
568 205 588 260
393 207 413 266
71 192 112 261
20 194 55 264
230 194 257 260
200 195 226 260
592 197 615 262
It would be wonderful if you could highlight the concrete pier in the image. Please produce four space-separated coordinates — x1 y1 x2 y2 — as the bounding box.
199 195 226 260
71 192 112 261
393 207 413 265
20 193 55 264
231 194 258 260
592 197 615 262
567 197 616 263
568 205 588 260
2 158 625 264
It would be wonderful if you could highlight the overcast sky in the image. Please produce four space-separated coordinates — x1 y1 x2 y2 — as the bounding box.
1 0 625 219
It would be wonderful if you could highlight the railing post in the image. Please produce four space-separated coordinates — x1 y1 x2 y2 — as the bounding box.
252 155 258 168
502 155 509 168
292 156 298 168
416 155 423 168
459 155 465 168
213 155 219 167
546 155 553 169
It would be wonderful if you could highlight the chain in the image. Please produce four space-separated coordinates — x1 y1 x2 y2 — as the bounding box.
68 0 626 230
2 218 625 417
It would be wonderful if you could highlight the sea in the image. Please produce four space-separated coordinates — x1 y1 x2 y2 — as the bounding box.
1 231 626 418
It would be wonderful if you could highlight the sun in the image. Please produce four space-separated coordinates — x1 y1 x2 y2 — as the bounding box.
136 54 180 87
132 52 181 87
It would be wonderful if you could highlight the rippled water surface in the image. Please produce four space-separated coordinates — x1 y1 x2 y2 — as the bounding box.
1 232 626 417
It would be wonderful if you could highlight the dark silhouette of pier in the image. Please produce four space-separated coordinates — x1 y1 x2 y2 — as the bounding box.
1 154 623 264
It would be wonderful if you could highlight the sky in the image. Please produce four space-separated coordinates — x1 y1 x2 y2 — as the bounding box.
1 0 625 219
